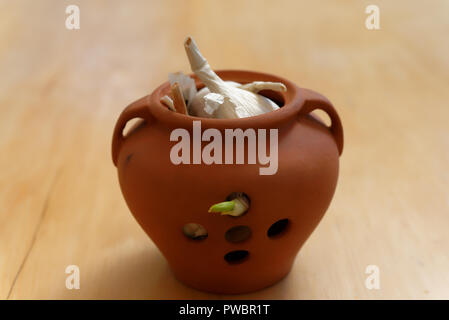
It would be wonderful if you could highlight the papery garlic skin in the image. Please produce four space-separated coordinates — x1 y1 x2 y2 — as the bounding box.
168 72 197 108
203 93 225 115
189 81 239 118
184 37 285 119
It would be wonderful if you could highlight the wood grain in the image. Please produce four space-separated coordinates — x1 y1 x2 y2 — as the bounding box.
1 0 448 299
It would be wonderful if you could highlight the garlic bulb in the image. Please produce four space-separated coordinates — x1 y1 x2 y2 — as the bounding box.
189 81 240 117
184 37 286 119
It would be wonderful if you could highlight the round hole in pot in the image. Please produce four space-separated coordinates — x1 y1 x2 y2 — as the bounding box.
225 225 252 243
267 219 289 238
182 223 208 240
224 250 249 264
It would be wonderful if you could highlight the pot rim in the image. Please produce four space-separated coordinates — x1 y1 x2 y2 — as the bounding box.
147 70 304 129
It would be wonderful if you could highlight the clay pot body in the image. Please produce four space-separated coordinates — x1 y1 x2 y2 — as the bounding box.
112 70 343 294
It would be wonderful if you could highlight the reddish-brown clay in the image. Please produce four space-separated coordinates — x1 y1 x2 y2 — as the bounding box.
112 70 343 294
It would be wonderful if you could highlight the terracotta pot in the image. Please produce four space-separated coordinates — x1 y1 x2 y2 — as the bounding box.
112 70 343 294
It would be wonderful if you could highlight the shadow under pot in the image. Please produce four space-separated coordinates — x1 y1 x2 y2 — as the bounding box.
112 70 343 294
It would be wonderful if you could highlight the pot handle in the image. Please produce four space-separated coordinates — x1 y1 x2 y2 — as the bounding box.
298 88 344 156
111 97 153 166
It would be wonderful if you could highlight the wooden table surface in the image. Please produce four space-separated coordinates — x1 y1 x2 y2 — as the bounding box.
1 0 448 299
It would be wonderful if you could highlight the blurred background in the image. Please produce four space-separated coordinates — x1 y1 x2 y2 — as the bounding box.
0 0 448 299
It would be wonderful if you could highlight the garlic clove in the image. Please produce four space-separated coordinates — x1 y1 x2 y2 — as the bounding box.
182 223 208 240
184 36 283 119
171 82 188 115
168 72 197 107
160 95 175 111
